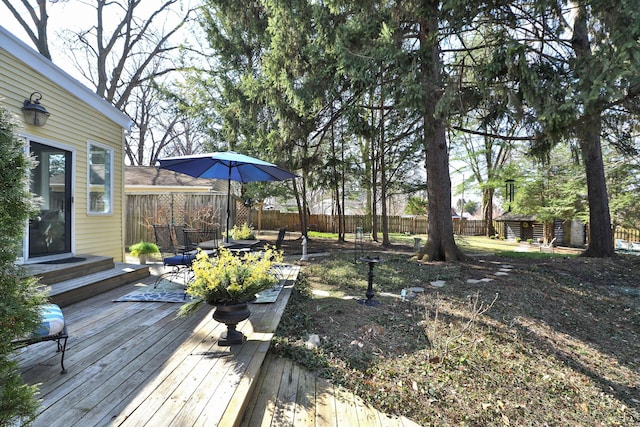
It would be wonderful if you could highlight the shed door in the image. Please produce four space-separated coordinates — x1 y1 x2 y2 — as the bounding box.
28 142 72 258
521 222 534 241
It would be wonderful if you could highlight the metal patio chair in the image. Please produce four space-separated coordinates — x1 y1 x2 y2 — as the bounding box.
153 224 198 293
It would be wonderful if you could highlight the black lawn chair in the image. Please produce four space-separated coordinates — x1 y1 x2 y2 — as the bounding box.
275 227 287 250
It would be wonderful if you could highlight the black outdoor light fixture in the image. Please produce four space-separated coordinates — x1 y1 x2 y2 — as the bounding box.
505 179 515 212
22 92 50 127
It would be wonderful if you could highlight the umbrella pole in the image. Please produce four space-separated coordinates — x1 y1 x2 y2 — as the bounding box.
226 171 231 243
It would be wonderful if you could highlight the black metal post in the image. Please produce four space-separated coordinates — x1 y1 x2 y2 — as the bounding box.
359 256 382 306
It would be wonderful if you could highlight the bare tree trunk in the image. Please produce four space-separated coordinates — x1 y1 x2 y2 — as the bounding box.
330 117 344 241
370 101 379 242
419 15 464 261
481 187 495 236
572 6 614 257
293 174 308 238
421 118 465 261
580 123 614 256
379 71 390 247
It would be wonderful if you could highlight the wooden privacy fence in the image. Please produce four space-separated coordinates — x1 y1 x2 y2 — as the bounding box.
126 193 232 246
126 202 487 245
257 211 487 236
614 227 640 242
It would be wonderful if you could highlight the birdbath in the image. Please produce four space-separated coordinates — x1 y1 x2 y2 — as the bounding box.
358 256 383 307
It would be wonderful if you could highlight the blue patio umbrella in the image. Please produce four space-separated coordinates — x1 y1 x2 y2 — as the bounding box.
157 151 297 242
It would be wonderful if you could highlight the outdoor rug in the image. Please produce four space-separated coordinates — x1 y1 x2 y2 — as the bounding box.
113 277 197 303
253 264 300 304
114 264 299 304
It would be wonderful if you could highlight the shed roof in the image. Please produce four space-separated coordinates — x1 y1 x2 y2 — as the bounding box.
0 24 132 130
494 213 537 222
125 166 227 191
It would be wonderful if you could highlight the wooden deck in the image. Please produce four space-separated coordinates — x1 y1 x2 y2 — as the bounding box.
14 264 421 427
240 354 421 427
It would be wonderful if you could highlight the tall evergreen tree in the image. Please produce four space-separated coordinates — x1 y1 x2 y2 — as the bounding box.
451 0 640 257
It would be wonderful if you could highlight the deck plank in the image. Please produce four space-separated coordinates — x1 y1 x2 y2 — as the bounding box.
353 393 383 427
293 361 316 427
14 263 423 427
271 358 299 426
315 376 337 427
333 384 360 427
192 340 260 427
109 310 223 425
241 352 286 427
72 319 204 426
217 338 271 427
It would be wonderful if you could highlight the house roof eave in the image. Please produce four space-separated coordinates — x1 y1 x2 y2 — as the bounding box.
0 25 133 130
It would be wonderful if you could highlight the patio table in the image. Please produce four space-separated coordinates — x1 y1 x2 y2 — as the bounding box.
198 239 261 251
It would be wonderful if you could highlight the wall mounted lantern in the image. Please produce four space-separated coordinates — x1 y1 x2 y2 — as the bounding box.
22 92 50 127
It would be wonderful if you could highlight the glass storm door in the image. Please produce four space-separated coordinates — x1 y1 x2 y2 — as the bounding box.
28 142 72 258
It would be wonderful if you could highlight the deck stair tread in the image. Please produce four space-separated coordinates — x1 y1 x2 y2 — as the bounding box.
48 263 149 296
27 256 150 307
27 255 115 285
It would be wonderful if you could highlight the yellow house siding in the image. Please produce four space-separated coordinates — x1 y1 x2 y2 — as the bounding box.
1 32 130 262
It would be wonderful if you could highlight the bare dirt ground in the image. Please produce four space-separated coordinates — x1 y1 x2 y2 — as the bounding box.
262 232 640 425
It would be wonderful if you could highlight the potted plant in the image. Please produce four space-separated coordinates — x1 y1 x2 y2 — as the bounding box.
179 247 283 345
129 241 159 264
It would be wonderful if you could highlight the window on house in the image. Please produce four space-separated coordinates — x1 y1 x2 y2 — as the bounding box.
88 143 112 214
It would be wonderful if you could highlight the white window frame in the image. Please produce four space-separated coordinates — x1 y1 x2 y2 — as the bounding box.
87 141 113 215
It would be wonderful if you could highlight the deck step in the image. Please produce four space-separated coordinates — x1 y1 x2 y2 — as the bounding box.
28 255 116 285
47 262 150 307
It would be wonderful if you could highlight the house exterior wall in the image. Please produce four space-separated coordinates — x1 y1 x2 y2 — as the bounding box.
1 28 130 262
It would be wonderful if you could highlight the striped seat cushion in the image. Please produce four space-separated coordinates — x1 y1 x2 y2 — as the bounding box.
33 304 65 337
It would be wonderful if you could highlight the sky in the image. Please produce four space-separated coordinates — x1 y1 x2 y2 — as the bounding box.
1 0 199 84
1 0 478 209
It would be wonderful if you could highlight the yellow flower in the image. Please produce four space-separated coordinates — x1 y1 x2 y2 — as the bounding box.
179 246 284 315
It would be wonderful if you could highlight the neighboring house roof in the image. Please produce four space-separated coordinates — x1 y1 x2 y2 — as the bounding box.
125 166 227 192
494 213 537 222
0 24 132 130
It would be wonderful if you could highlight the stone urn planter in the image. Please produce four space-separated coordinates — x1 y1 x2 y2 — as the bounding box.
178 247 284 346
210 300 252 345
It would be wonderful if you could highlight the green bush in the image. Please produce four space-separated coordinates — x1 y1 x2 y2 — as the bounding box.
230 223 256 240
0 106 46 425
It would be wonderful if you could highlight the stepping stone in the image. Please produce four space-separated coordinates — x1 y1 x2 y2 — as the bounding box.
407 287 425 293
306 334 320 349
494 271 509 276
467 278 494 284
312 289 330 297
501 265 514 269
430 280 446 288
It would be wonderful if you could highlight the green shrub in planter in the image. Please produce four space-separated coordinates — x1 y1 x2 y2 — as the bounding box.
129 241 159 264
